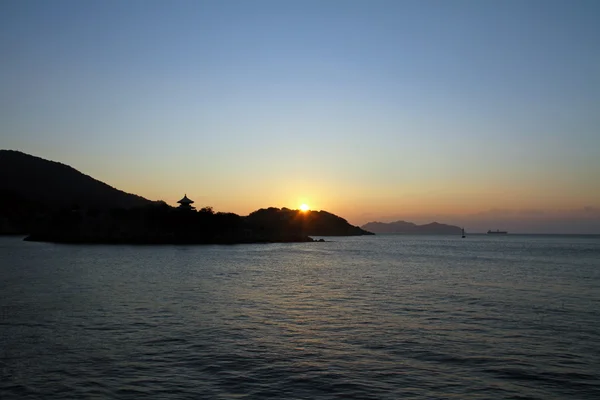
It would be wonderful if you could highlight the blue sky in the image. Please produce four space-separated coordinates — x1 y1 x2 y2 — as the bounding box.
1 0 599 231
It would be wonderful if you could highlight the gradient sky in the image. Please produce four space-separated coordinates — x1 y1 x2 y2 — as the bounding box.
2 0 599 232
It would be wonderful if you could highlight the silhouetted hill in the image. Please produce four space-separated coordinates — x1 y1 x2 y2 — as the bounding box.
24 205 371 244
0 150 152 232
246 207 373 237
361 220 461 234
2 150 372 242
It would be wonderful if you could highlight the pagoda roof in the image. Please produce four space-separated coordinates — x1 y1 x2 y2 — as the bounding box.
177 194 194 204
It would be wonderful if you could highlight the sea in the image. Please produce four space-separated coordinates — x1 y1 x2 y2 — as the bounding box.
1 234 599 399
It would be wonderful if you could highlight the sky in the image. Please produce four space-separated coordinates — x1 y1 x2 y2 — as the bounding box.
1 0 599 232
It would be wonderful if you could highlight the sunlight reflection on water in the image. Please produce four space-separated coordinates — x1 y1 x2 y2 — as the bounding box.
1 235 599 399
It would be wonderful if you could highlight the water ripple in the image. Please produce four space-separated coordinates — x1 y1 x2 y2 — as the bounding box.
1 235 599 399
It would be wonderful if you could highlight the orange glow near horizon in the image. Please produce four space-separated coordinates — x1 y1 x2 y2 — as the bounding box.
110 171 599 228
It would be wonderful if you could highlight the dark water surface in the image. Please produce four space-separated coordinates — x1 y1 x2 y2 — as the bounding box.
1 234 599 399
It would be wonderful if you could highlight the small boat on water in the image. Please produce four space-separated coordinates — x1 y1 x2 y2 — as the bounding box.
461 227 466 238
487 229 507 234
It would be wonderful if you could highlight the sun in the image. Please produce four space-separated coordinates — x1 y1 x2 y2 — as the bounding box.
299 203 310 212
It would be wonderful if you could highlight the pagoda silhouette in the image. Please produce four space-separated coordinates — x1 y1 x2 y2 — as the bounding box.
177 194 195 210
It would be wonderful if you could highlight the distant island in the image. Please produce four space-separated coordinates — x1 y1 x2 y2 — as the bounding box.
361 220 462 234
0 150 372 243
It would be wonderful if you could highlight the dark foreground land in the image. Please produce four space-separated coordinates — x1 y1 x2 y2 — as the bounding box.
24 204 372 244
1 150 371 244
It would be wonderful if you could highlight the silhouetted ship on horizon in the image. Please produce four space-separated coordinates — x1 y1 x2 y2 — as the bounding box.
487 229 508 234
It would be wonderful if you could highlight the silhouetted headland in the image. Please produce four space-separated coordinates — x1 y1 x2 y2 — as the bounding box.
361 220 461 234
24 204 372 244
0 150 151 234
0 150 372 243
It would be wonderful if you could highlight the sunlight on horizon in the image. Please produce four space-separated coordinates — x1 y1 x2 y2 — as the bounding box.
2 1 598 234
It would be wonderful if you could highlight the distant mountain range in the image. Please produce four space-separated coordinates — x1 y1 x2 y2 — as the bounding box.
361 220 462 234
